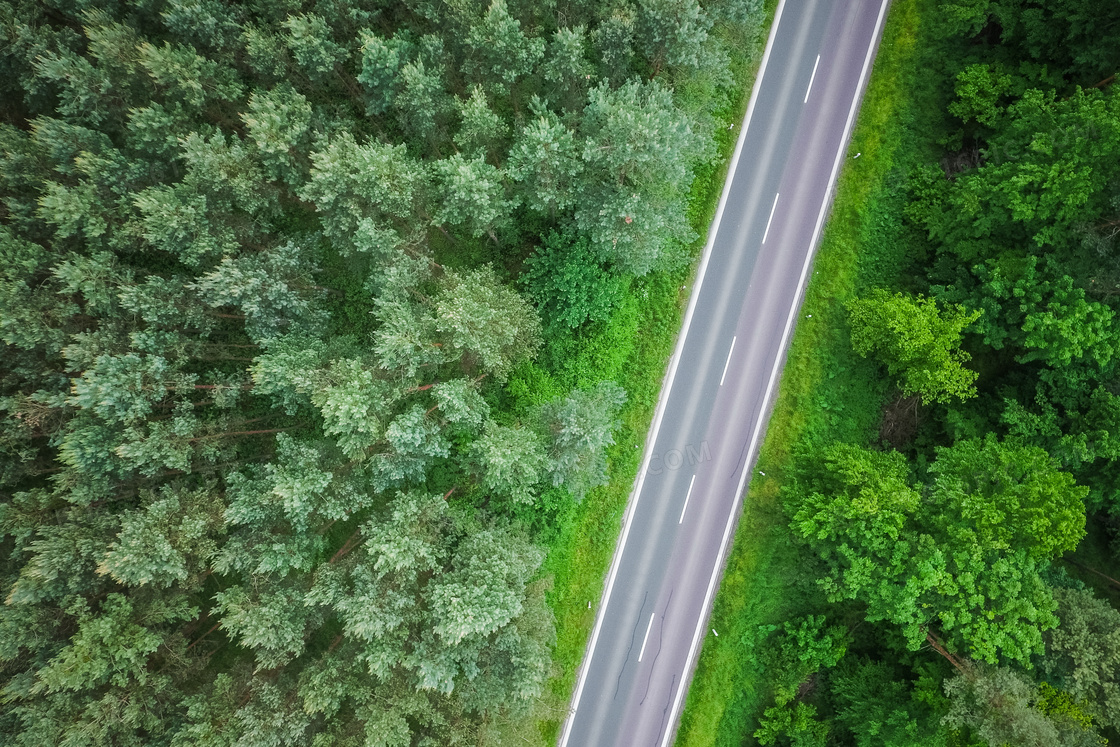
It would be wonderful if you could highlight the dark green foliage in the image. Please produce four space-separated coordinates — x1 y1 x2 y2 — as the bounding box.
1040 586 1120 731
0 0 736 740
522 229 628 332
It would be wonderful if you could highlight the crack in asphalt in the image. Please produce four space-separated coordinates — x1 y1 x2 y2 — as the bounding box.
614 592 648 700
639 589 674 706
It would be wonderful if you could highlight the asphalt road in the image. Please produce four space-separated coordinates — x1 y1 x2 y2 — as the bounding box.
557 1 891 745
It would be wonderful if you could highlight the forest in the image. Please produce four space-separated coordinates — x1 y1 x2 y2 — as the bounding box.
0 0 762 744
676 1 1120 746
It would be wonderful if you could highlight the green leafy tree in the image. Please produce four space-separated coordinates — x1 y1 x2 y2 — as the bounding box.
539 381 627 498
240 83 312 187
463 0 544 96
137 40 243 109
357 31 411 115
792 439 1086 663
831 659 951 747
521 229 627 330
508 107 585 218
394 58 454 146
434 265 542 381
927 435 1087 560
754 615 846 746
577 80 701 274
190 242 327 342
300 133 428 257
430 154 513 241
964 257 1118 369
1041 586 1120 731
453 86 508 158
281 13 348 81
847 289 981 404
948 62 1015 128
544 26 594 110
943 665 1102 747
470 420 548 504
636 0 713 74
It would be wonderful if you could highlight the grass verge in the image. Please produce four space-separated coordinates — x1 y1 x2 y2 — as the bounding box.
673 0 948 744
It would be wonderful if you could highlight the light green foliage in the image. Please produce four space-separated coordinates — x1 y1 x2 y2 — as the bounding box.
431 378 489 431
928 435 1087 560
453 86 508 158
967 258 1117 369
539 381 627 498
0 0 745 741
636 0 713 72
301 133 426 256
33 593 193 693
309 358 398 458
435 265 542 381
430 154 512 238
755 618 841 747
394 58 454 144
754 702 829 747
282 13 347 80
544 26 594 109
190 242 327 342
308 491 553 714
471 420 548 504
428 528 542 645
847 289 980 404
241 83 311 186
357 31 409 115
137 40 243 108
99 484 224 588
133 185 233 266
508 108 584 217
67 354 191 424
577 80 701 274
948 63 1014 127
924 87 1120 249
792 439 1086 663
463 0 544 95
216 583 315 669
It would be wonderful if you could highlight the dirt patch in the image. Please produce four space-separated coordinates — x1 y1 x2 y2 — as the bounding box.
879 393 922 450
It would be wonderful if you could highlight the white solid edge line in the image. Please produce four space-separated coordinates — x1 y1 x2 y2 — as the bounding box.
719 336 737 386
679 474 697 525
637 613 657 663
762 192 780 244
657 2 893 746
804 54 821 103
556 1 791 744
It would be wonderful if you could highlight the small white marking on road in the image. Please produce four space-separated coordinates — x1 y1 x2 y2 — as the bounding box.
804 54 821 103
719 336 737 386
762 192 780 244
638 613 656 662
679 474 697 524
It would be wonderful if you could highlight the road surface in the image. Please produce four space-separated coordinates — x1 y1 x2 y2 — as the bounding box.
557 1 891 745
